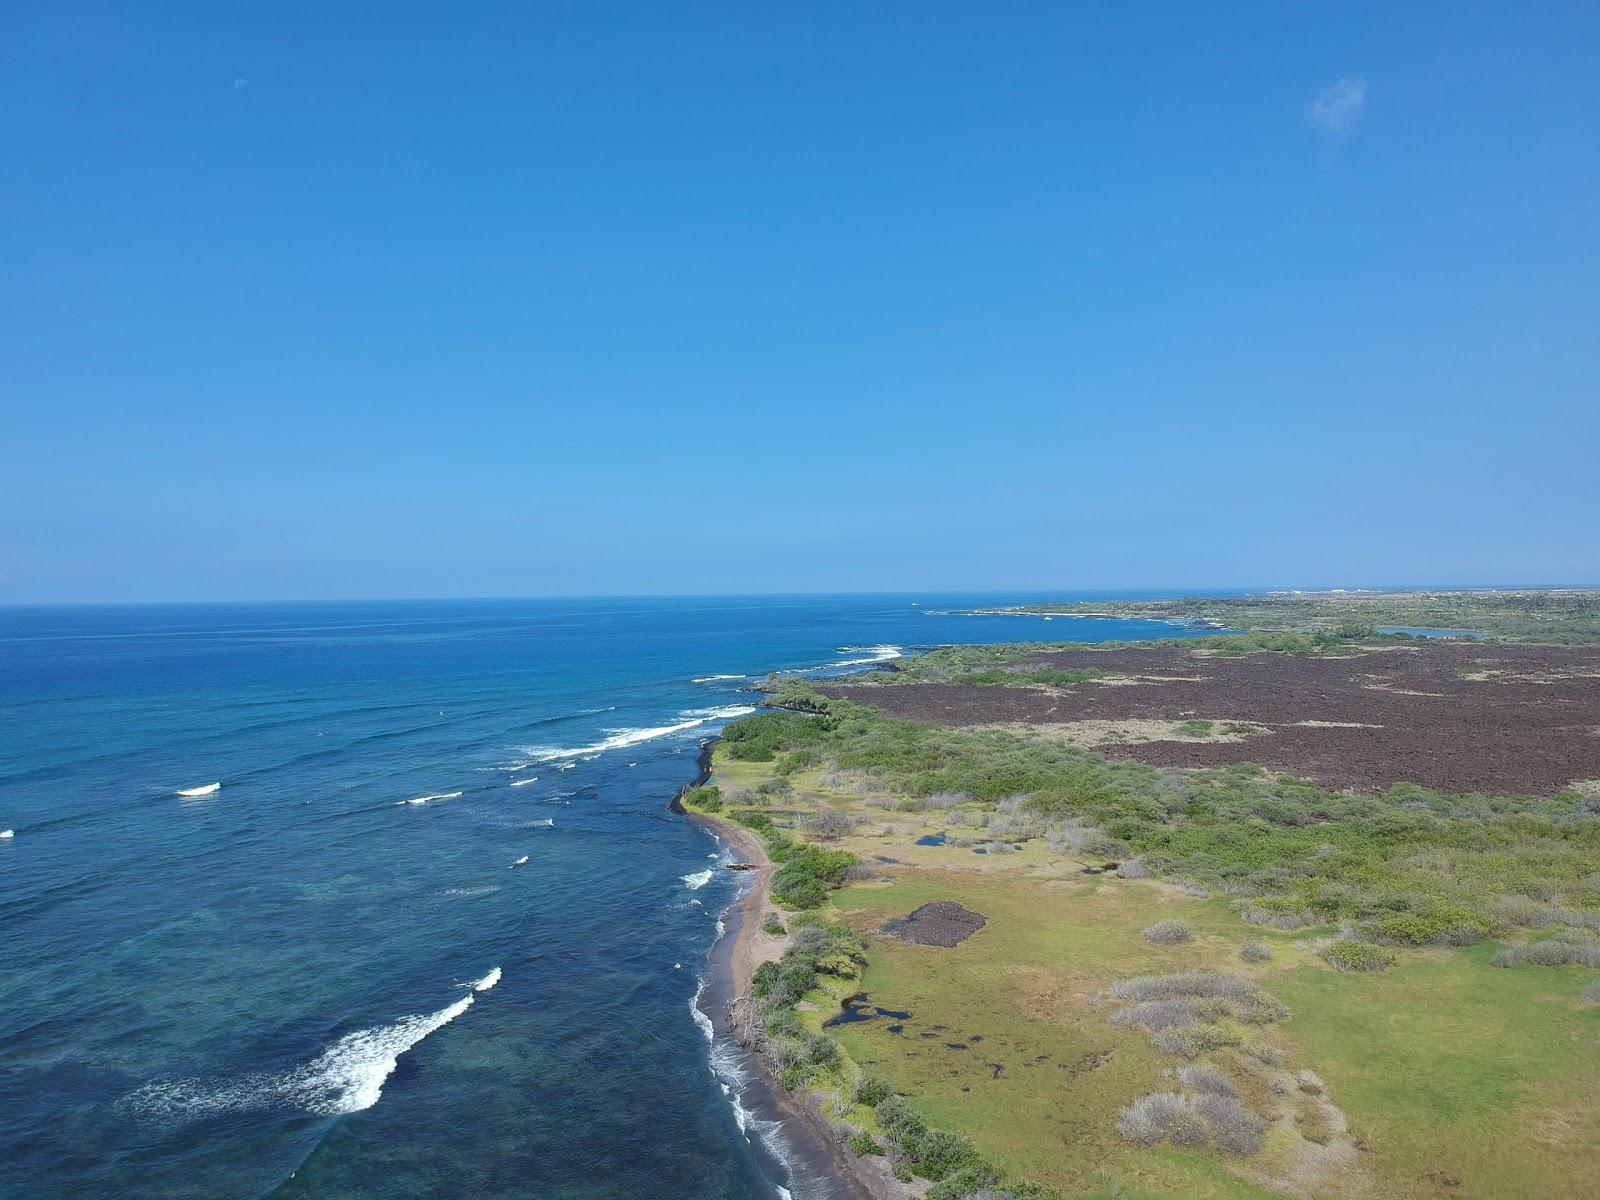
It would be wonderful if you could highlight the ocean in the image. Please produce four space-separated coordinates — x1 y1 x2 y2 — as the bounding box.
0 594 1222 1199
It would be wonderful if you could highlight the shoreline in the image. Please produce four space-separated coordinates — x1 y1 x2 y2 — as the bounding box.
680 743 901 1200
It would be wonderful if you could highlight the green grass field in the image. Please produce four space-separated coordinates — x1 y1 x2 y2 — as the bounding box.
710 746 1600 1200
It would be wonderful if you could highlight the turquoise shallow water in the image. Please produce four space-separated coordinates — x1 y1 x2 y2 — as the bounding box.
0 594 1224 1199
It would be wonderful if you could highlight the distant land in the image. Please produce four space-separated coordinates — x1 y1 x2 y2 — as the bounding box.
968 588 1600 645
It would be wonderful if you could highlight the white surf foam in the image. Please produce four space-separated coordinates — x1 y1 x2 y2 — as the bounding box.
690 980 714 1042
511 855 529 867
831 644 903 667
469 967 501 992
443 884 501 897
509 777 539 788
682 705 757 720
0 830 13 840
175 783 220 798
524 718 707 764
692 673 748 683
682 868 714 890
126 976 499 1119
401 791 463 806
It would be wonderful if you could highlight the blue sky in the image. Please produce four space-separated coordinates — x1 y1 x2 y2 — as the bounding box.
4 3 1597 602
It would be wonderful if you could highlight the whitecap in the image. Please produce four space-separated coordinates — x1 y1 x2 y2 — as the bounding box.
692 673 748 683
509 777 539 788
510 855 529 867
400 791 462 807
442 884 501 898
175 783 221 798
0 829 13 840
682 869 714 890
469 967 502 992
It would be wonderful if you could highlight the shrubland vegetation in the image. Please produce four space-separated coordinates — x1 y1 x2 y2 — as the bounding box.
723 681 1600 953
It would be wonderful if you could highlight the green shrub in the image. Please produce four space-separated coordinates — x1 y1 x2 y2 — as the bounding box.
1320 940 1397 972
761 912 786 936
771 843 858 909
917 1130 985 1180
853 1075 893 1107
1367 906 1489 946
722 711 829 761
849 1129 882 1156
681 785 721 812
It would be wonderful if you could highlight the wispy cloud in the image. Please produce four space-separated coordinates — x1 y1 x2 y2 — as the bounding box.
1309 77 1366 134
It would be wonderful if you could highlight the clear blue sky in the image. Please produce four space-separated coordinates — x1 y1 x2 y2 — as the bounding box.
5 3 1597 602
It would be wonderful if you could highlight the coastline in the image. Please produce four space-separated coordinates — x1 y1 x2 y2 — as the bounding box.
680 744 905 1200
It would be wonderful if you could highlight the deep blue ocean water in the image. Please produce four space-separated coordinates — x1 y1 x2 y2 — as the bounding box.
0 594 1225 1200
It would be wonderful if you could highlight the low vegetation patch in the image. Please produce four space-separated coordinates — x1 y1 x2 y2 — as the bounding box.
1319 939 1398 972
1489 933 1600 968
1117 1089 1267 1155
1141 918 1192 945
1108 971 1288 1062
1239 939 1272 963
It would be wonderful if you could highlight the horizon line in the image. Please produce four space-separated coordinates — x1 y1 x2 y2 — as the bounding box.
4 582 1599 610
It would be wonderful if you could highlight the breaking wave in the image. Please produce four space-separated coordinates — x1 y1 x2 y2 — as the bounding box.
681 868 714 890
831 644 902 667
126 974 500 1120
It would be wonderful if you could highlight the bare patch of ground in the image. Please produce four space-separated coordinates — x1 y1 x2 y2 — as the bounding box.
822 641 1600 795
994 718 1269 749
878 901 987 947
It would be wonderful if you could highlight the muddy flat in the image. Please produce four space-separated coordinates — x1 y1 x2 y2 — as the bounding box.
820 641 1600 795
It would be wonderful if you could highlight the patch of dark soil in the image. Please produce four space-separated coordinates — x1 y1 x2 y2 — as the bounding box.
821 641 1600 795
877 901 988 947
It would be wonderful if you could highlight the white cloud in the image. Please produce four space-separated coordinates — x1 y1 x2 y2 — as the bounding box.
1309 77 1366 134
